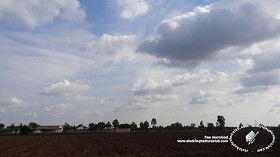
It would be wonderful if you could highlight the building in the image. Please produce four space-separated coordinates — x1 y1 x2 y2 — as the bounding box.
0 128 17 135
32 125 62 134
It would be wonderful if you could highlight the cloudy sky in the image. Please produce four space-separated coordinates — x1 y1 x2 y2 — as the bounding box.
1 0 280 127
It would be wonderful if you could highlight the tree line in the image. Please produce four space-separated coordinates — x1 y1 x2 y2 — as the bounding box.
0 115 228 134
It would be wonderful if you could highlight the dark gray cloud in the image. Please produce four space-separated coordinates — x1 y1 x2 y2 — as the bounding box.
238 49 280 93
248 53 280 74
138 3 280 68
241 71 280 87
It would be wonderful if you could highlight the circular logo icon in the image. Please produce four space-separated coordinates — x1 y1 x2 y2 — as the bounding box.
229 124 275 153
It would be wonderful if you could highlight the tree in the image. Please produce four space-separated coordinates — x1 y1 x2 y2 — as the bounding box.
151 118 157 128
167 122 183 130
207 123 214 131
8 123 15 130
105 121 112 128
200 121 204 127
112 119 119 129
28 122 38 129
97 122 105 130
62 122 71 132
20 125 32 135
217 115 225 130
143 121 149 129
88 123 96 131
0 123 4 129
9 123 18 134
199 121 204 130
239 123 243 128
73 125 78 132
15 127 18 134
140 122 144 129
191 123 196 128
130 122 137 131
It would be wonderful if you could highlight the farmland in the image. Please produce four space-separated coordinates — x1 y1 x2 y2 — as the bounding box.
0 131 279 157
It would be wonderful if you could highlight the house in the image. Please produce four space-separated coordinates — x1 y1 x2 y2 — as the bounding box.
32 125 62 134
76 125 88 133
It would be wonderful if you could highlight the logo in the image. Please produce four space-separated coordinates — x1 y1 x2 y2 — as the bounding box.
246 131 259 145
229 124 275 153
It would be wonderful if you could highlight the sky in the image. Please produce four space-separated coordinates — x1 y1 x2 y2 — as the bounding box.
1 0 280 127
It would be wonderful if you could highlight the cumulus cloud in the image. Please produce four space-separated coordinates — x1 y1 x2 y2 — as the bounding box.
138 3 280 68
0 97 26 110
130 78 160 95
86 34 136 62
130 77 178 97
42 80 89 96
119 77 180 112
0 0 85 27
116 0 149 19
172 69 229 86
44 103 73 113
189 90 223 105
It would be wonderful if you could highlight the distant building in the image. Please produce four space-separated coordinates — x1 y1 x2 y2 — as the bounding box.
76 126 88 133
0 128 17 135
32 125 62 134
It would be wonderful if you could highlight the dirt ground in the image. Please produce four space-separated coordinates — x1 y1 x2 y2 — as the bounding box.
0 131 279 157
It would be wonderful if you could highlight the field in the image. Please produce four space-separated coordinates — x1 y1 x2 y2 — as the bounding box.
0 131 279 157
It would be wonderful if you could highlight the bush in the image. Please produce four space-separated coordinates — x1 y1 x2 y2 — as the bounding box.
20 125 32 135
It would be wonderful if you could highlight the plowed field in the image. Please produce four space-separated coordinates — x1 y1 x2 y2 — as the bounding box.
0 131 279 157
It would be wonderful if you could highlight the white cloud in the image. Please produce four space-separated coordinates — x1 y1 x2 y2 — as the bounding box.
42 80 89 96
130 78 159 93
0 0 85 27
0 97 26 110
173 69 229 86
44 103 73 113
117 0 149 19
86 34 136 62
236 58 254 69
189 90 223 105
